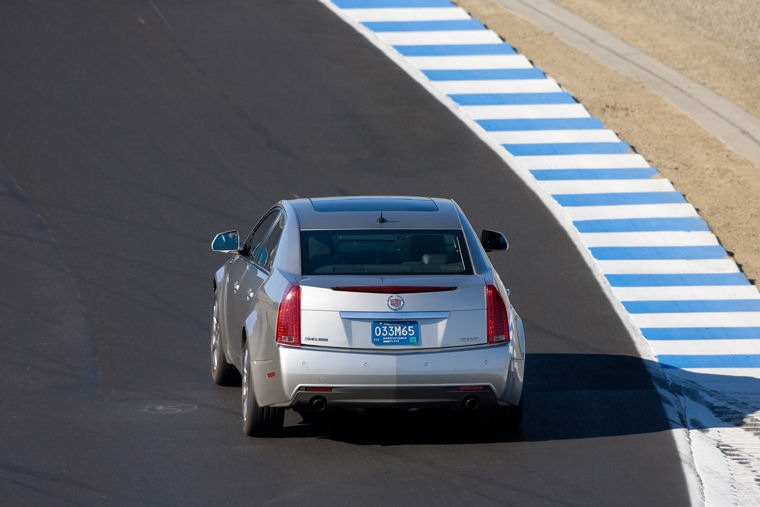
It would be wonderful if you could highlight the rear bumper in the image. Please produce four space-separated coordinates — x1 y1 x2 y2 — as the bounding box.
290 385 499 410
251 343 523 408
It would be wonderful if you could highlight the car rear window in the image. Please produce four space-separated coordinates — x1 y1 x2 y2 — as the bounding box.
301 229 472 275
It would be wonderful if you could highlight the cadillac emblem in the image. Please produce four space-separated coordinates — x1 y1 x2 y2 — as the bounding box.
387 294 404 311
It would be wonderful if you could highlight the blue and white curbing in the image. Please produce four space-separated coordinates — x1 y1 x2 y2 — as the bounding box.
319 0 760 504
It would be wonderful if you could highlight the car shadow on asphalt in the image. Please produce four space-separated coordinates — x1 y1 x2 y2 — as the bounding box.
273 353 760 446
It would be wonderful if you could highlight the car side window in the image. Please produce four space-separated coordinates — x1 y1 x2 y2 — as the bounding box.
244 210 279 260
259 214 285 271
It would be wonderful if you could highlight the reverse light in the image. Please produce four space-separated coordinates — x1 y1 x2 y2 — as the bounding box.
486 284 510 345
275 283 301 347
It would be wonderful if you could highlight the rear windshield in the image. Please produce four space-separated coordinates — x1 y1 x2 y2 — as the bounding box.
301 229 472 275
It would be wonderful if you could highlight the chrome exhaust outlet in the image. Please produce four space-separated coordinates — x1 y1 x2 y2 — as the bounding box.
311 396 327 412
463 395 480 411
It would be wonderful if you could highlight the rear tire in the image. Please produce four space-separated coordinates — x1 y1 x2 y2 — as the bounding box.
242 346 284 436
211 299 240 386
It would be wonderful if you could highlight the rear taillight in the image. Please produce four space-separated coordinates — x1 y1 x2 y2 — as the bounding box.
486 284 509 345
275 284 300 347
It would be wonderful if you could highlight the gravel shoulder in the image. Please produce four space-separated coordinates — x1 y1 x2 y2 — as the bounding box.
454 0 760 287
554 0 760 120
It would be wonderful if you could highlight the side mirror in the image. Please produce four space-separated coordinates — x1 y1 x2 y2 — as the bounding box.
481 229 508 252
211 230 239 253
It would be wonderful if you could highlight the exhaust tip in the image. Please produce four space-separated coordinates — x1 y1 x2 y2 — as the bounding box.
311 396 327 412
463 395 480 411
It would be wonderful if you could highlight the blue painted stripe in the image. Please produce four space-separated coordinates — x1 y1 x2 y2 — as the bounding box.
363 20 485 32
624 299 760 313
659 355 760 369
450 92 575 106
530 168 658 180
478 118 604 131
590 246 727 260
505 142 630 156
643 327 760 340
423 69 546 80
394 44 516 56
607 273 750 287
576 217 709 233
555 192 685 206
336 0 453 7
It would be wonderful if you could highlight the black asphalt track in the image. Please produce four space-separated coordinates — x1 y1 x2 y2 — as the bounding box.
0 0 692 505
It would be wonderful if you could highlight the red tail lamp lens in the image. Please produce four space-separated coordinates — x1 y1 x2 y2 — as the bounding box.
486 284 509 344
275 284 300 346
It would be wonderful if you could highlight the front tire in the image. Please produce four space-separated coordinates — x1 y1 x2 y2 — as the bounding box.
211 299 239 386
241 346 284 436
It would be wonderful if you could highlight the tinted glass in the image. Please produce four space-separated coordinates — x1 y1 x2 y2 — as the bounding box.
301 229 472 275
246 210 279 259
258 214 285 271
310 197 438 213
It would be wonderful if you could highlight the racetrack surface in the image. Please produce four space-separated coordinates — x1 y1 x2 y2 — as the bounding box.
0 0 692 505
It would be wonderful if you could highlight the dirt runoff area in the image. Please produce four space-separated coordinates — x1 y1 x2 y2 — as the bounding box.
453 0 760 287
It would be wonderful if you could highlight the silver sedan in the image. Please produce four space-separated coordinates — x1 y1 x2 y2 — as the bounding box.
210 196 525 436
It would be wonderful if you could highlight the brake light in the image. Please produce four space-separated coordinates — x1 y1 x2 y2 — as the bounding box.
486 284 509 344
331 286 456 294
275 284 300 347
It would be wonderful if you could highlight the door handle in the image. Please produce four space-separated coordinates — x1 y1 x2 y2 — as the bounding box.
246 288 255 301
232 281 240 293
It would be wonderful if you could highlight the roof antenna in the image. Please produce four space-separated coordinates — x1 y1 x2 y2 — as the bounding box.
377 212 388 224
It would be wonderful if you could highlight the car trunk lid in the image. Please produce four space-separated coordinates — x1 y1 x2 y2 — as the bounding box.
299 275 487 350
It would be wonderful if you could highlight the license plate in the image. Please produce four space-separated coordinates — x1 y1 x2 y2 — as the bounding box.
371 321 419 346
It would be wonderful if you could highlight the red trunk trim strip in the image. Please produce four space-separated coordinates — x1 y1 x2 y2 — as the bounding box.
330 286 456 294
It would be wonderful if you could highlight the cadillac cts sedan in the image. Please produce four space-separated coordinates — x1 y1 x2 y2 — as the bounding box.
210 196 525 436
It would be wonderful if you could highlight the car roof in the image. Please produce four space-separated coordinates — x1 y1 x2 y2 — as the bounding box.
285 196 463 230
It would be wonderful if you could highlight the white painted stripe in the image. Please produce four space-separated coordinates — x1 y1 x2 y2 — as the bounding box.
650 339 760 356
614 286 760 301
631 312 760 328
461 104 590 119
541 178 674 194
517 153 650 170
343 8 471 22
407 54 533 69
597 259 739 274
564 203 698 220
432 79 561 94
488 129 619 144
377 30 502 46
580 231 720 247
671 368 760 379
